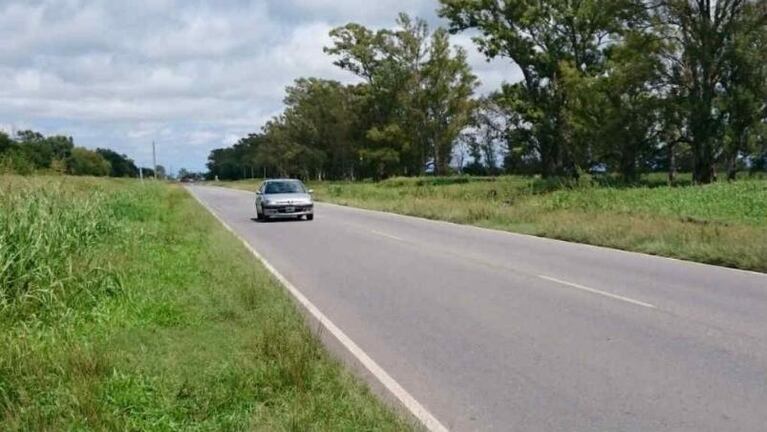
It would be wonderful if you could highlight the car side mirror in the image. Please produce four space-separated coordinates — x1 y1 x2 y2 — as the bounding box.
255 191 262 195
308 189 314 194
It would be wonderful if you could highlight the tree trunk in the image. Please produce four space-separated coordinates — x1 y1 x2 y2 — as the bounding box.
726 154 737 181
540 137 563 178
620 149 638 184
692 139 716 184
541 108 572 178
667 142 676 185
436 150 450 176
693 159 714 184
433 137 451 176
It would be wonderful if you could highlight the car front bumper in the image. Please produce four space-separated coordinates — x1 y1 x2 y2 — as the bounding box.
262 204 313 218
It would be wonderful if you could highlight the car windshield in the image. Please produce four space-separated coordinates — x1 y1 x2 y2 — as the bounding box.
264 181 305 194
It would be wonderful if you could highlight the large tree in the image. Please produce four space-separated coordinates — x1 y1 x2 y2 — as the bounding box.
96 148 139 177
65 147 111 177
420 28 479 174
280 78 361 179
15 130 74 169
207 135 270 180
655 0 767 183
0 131 14 153
718 1 767 179
325 18 415 177
326 13 478 177
563 29 666 181
440 0 642 177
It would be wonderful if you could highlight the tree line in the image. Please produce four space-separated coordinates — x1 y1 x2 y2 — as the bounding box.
209 14 478 181
213 1 766 184
0 130 152 178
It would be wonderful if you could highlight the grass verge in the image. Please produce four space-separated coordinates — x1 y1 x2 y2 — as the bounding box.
210 175 767 272
0 175 412 431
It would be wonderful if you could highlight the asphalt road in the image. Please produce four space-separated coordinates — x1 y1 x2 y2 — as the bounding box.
188 185 767 432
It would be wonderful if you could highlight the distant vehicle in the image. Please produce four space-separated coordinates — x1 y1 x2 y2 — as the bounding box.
255 179 314 221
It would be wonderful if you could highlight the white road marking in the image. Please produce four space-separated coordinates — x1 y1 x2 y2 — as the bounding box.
370 230 406 242
313 200 767 279
187 187 450 432
211 188 767 278
538 275 657 309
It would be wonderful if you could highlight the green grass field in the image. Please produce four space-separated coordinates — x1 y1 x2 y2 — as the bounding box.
212 174 767 272
0 175 412 431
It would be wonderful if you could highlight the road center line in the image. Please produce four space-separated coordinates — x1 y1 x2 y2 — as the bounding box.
366 224 657 311
370 230 406 242
538 275 657 309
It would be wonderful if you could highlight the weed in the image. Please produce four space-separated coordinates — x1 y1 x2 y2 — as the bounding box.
0 175 411 431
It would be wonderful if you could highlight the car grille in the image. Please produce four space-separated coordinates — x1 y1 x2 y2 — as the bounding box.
268 205 312 213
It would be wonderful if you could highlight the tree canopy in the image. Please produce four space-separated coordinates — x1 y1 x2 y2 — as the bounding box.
65 148 111 177
209 13 479 180
206 5 767 183
0 130 144 178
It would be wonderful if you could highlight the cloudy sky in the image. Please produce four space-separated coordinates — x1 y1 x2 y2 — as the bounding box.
0 0 519 172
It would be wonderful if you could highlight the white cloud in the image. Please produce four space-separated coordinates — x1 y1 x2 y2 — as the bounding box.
0 0 519 171
278 0 437 24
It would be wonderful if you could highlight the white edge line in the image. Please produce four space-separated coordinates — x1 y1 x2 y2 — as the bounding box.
538 275 657 309
185 187 450 432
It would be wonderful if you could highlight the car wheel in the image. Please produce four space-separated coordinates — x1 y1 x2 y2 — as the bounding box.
256 209 265 221
306 214 314 221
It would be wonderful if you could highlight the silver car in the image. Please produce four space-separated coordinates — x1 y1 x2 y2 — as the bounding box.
255 179 314 221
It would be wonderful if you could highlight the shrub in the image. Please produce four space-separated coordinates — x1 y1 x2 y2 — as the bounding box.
66 147 111 176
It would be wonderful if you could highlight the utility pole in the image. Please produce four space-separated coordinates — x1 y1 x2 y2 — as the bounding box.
152 141 157 179
139 167 144 182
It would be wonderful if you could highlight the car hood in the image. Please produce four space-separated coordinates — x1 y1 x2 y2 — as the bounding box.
262 193 312 204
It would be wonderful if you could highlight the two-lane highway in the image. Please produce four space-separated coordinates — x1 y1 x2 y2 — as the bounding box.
188 185 767 432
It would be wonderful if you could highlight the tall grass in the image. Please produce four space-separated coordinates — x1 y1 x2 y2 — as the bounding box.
0 178 127 322
0 176 411 430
